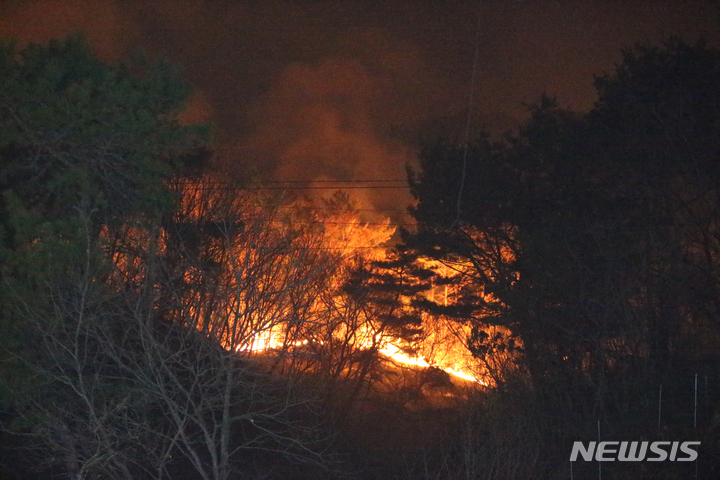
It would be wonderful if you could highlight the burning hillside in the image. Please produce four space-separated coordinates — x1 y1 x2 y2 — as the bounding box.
147 176 506 392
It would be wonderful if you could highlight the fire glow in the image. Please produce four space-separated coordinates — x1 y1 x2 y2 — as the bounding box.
378 343 482 383
157 179 496 390
236 329 483 384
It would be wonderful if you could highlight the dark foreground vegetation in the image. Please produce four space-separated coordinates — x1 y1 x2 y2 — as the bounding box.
0 35 719 479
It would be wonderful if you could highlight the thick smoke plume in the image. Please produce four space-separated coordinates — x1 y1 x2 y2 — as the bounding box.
3 0 719 216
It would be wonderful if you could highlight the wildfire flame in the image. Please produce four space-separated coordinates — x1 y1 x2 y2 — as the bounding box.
235 325 485 384
112 177 501 392
379 343 483 383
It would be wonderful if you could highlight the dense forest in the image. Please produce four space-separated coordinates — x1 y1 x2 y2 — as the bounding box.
0 36 718 480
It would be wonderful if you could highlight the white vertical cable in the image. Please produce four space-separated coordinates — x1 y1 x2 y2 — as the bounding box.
452 0 483 228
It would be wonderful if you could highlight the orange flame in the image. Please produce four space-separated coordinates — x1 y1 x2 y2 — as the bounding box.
109 177 508 389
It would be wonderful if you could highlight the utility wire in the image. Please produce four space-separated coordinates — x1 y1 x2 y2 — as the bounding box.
246 185 410 190
196 185 409 191
306 221 416 226
175 181 410 191
452 0 483 228
177 179 407 184
282 207 408 213
251 179 407 184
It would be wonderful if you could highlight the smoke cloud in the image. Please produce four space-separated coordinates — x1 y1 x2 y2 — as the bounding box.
2 0 719 216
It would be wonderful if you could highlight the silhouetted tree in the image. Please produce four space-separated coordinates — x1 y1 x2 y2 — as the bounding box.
401 38 720 478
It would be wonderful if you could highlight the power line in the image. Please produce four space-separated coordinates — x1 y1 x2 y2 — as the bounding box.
293 246 389 250
281 207 409 213
453 0 483 228
176 183 410 191
221 218 414 227
177 179 408 184
252 179 408 184
203 245 391 251
238 186 410 190
175 179 410 188
172 191 411 213
306 221 416 227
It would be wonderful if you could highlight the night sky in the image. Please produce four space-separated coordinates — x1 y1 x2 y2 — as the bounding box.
2 0 719 214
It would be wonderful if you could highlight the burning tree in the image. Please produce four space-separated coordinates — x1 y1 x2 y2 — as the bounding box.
0 37 337 480
160 179 438 413
398 39 720 479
